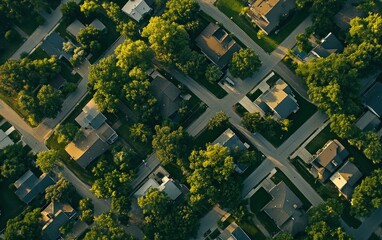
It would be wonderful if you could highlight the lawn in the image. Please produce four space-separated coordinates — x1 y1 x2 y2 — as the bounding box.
271 168 312 210
256 210 280 235
239 219 267 240
250 187 272 213
260 86 317 147
0 180 26 230
29 47 49 60
60 59 82 83
305 125 375 175
0 121 12 132
247 89 263 101
0 34 24 64
16 12 43 35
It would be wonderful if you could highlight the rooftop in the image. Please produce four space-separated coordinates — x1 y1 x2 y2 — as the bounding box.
75 99 107 130
41 202 76 240
150 75 181 118
355 110 381 131
14 170 55 204
330 161 362 199
248 0 296 34
260 79 299 119
263 182 307 235
122 0 152 22
311 32 344 58
311 139 349 182
364 81 382 118
66 19 86 38
90 18 106 32
0 129 13 150
195 23 241 69
212 128 246 151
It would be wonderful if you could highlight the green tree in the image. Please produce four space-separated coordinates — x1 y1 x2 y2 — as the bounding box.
162 0 200 30
55 123 82 145
142 17 191 65
351 169 382 217
229 48 261 79
91 170 133 199
187 144 241 208
349 13 382 44
45 178 76 203
205 63 223 83
152 125 190 166
37 85 63 118
80 0 100 17
0 144 29 181
207 111 229 130
296 33 311 52
242 112 262 132
36 149 60 172
84 212 132 240
61 1 80 22
111 196 131 221
115 39 153 72
130 123 151 143
88 55 123 113
77 25 101 53
79 198 94 224
362 132 382 164
4 208 41 240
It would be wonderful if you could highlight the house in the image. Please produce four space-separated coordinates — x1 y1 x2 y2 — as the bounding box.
150 75 181 118
355 110 381 132
218 226 251 240
14 170 55 204
122 0 152 22
90 18 107 33
134 176 182 200
334 3 364 30
195 23 241 69
263 182 307 236
41 202 77 240
0 129 13 150
310 139 349 182
66 19 107 38
310 32 344 58
247 0 296 35
330 161 362 199
66 19 86 39
212 128 247 151
65 99 118 168
258 79 299 119
40 32 72 61
363 82 382 118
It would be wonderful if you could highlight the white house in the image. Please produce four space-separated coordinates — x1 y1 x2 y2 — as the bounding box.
122 0 152 22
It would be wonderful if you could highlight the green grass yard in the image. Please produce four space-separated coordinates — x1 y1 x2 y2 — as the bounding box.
0 180 26 230
247 89 263 101
0 121 12 132
8 130 21 143
250 187 272 213
0 35 24 64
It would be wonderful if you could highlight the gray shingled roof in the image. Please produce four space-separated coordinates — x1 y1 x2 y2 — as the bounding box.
150 75 181 118
212 128 246 151
364 82 382 118
311 33 344 58
14 170 55 204
263 182 307 236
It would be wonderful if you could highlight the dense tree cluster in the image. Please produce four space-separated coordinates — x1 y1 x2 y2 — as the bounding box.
306 199 352 239
229 48 261 79
297 13 382 164
351 169 382 217
187 144 242 209
88 39 157 121
54 123 83 145
152 125 191 168
84 212 132 240
207 111 229 130
77 25 101 54
162 0 200 31
242 112 285 136
3 208 41 240
138 188 199 240
0 57 62 124
0 144 33 181
35 149 61 173
45 178 76 203
79 197 94 224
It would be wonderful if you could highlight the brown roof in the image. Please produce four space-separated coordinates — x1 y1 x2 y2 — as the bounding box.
195 23 241 69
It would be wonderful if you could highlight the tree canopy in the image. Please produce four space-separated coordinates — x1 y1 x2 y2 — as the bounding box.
45 178 76 203
229 48 261 79
54 123 83 145
351 169 382 217
36 149 61 173
84 212 132 240
4 208 41 240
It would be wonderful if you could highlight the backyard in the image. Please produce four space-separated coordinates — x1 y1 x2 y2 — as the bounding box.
0 180 26 230
0 34 24 64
